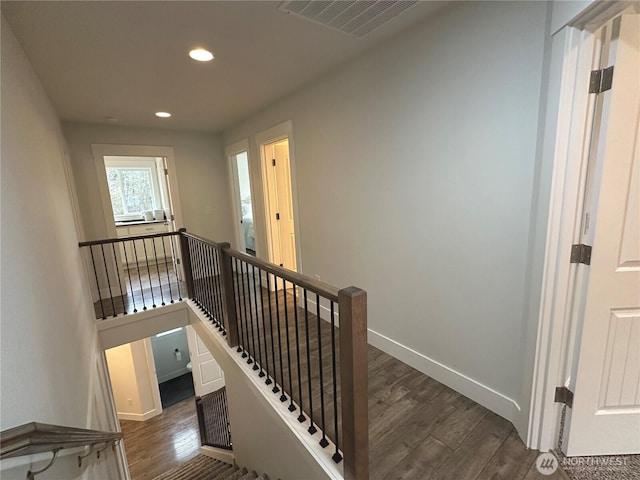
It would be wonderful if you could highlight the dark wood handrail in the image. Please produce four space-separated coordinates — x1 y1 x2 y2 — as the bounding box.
181 230 339 301
78 230 180 247
226 249 339 302
0 422 122 459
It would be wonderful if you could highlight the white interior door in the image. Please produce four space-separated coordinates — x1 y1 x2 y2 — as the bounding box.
274 141 297 272
186 325 224 397
563 13 640 456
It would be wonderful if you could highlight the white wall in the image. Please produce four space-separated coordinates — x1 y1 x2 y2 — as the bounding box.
105 340 160 421
224 1 552 432
150 327 190 382
62 122 235 243
1 16 121 479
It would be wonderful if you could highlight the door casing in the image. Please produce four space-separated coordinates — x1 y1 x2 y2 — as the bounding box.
529 0 638 453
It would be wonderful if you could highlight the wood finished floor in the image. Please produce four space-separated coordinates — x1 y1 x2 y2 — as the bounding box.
120 398 201 480
120 273 569 480
94 263 186 319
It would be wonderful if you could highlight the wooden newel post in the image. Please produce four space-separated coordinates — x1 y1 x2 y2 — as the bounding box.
338 286 369 480
178 228 195 299
218 243 239 348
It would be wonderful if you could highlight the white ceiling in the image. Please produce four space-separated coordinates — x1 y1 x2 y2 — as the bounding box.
2 1 449 132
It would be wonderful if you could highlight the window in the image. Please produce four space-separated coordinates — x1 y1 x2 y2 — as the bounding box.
104 157 163 221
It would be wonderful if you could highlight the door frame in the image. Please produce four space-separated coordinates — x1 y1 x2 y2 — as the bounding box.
255 121 303 273
225 138 255 254
91 144 185 239
528 0 634 453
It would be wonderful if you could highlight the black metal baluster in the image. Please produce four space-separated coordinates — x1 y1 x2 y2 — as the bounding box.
196 240 205 309
210 248 223 331
318 293 329 442
242 262 256 366
213 249 225 332
317 294 328 446
122 240 137 313
251 264 263 374
266 275 278 391
274 276 286 402
240 260 252 358
208 246 219 323
304 290 316 434
233 257 246 354
294 285 305 420
210 249 222 329
111 243 126 315
151 237 165 306
330 301 342 463
89 245 106 320
257 268 271 383
141 238 156 308
168 234 183 301
131 241 145 305
282 280 295 408
199 242 210 315
100 244 117 317
192 239 201 307
160 235 175 303
205 245 216 322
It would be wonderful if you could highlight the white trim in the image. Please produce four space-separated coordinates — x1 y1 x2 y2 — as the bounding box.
255 121 303 274
225 138 257 254
143 337 164 417
116 409 160 422
187 301 342 479
528 2 631 452
90 144 184 237
302 293 520 423
368 329 521 423
200 446 235 465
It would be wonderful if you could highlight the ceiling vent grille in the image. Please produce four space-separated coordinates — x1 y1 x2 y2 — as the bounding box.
278 1 419 37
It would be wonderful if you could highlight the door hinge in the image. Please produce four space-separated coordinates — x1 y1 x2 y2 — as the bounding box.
589 66 614 93
272 159 276 166
554 386 574 408
275 213 280 220
570 244 592 265
170 214 175 221
164 168 169 175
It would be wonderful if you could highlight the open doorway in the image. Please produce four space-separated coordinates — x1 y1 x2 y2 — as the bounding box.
89 144 186 309
227 140 257 256
260 137 297 272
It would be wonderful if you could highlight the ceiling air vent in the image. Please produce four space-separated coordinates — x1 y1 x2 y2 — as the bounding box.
278 1 419 37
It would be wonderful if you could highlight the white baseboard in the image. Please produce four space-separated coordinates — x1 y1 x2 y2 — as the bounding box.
304 295 339 326
117 408 160 422
200 446 235 465
367 328 521 424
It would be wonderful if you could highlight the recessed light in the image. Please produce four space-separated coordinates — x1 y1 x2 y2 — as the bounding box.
155 112 171 118
189 48 214 62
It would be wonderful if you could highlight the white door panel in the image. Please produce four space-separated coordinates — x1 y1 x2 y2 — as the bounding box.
564 13 640 456
186 325 224 397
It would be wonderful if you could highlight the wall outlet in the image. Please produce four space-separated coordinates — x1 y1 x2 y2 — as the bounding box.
127 398 133 406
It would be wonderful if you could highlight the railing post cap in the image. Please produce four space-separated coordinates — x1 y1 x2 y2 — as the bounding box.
218 242 231 249
339 286 366 297
178 227 187 232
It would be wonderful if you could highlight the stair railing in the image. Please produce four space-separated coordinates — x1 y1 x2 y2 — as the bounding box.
180 231 369 480
78 228 369 480
195 387 233 450
79 231 186 319
0 422 122 479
